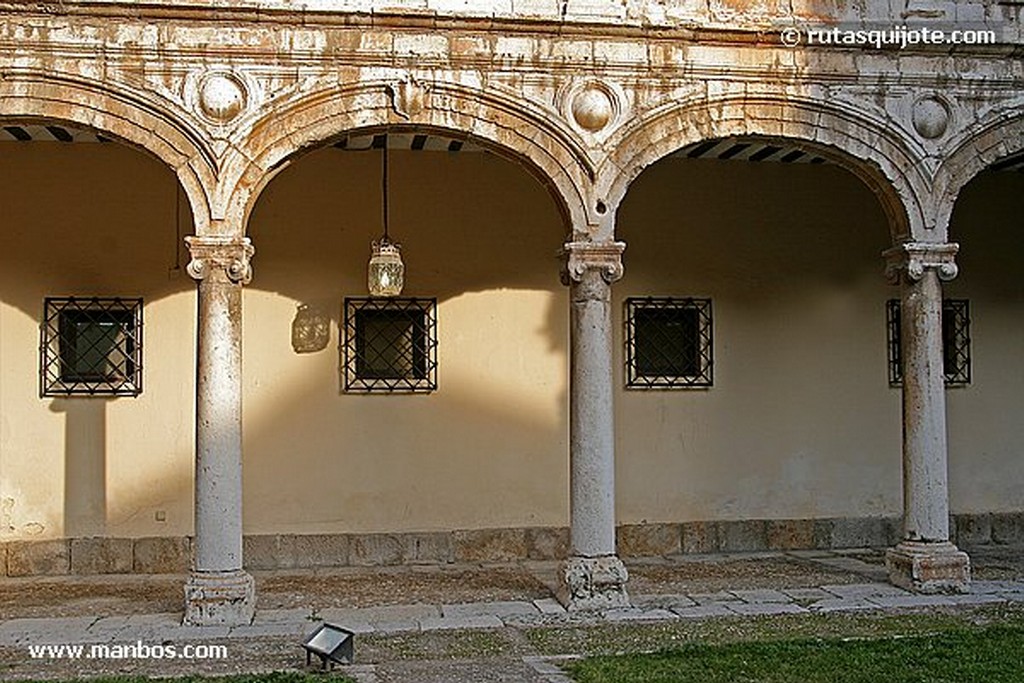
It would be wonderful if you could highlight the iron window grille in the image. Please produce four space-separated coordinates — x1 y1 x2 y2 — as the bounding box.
886 298 971 386
343 297 437 393
41 297 143 397
625 297 713 389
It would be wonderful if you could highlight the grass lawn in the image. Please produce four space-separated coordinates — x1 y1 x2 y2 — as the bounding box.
565 625 1024 683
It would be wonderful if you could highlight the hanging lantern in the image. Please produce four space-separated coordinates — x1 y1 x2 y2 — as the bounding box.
367 238 405 297
366 134 406 297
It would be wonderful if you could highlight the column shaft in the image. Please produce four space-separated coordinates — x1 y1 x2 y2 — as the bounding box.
558 241 629 611
569 270 617 557
183 236 256 626
884 242 969 594
900 270 950 542
194 274 245 571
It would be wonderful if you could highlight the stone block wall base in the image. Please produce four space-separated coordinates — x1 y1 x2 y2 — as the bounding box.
557 555 630 612
886 541 971 594
183 569 256 626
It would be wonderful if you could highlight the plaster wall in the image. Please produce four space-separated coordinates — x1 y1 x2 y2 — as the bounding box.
0 142 195 541
0 140 1020 542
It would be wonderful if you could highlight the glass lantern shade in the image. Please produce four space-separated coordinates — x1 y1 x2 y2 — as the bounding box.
368 239 405 297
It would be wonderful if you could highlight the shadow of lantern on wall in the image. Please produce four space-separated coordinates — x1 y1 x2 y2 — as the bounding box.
291 303 330 353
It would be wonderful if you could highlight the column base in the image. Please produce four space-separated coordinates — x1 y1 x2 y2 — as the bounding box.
184 569 256 626
886 541 971 594
557 555 630 612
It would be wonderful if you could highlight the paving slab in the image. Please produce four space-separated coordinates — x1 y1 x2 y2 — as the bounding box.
689 591 743 605
731 589 791 603
230 621 312 638
253 607 314 625
670 603 735 619
725 602 807 616
865 594 961 609
532 598 566 615
603 608 676 622
0 616 101 645
632 594 697 610
820 583 909 599
441 601 538 619
782 588 833 602
807 598 881 613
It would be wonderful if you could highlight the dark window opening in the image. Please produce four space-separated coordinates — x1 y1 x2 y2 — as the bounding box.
343 297 437 393
626 297 712 389
41 297 143 397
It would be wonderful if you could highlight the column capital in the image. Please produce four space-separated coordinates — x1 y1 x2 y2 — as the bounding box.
884 242 958 284
186 236 255 285
560 240 626 286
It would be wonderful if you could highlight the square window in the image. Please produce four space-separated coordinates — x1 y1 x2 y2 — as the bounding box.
886 298 971 386
41 297 143 397
343 297 437 393
625 297 712 389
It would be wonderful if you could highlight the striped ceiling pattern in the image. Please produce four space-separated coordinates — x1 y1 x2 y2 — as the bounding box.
3 124 1022 172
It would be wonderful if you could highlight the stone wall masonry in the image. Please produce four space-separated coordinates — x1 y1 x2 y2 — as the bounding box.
0 513 1020 576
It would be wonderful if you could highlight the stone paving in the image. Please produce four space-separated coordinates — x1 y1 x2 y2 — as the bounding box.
1 549 1022 682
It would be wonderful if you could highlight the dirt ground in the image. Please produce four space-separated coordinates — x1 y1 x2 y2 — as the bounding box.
1 547 1020 621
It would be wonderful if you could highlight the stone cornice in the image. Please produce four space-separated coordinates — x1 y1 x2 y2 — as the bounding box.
3 40 1023 91
0 3 1022 63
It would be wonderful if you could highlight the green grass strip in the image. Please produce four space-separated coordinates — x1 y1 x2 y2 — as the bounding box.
566 625 1024 683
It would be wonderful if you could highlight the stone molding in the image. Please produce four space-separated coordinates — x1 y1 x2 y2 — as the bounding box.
185 236 255 285
884 242 959 284
560 241 626 286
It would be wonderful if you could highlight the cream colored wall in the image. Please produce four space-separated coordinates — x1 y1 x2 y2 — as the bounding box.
1 138 1020 542
614 159 1024 524
946 171 1024 514
615 159 903 523
0 142 195 540
242 147 569 534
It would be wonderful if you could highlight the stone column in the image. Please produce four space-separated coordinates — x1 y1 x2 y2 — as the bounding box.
183 235 256 625
557 241 630 611
884 242 970 593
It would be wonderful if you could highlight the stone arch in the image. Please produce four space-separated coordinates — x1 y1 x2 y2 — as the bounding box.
0 70 218 232
221 79 593 239
597 94 931 243
933 110 1024 236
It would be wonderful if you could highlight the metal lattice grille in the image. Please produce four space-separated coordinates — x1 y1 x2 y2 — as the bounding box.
41 297 143 397
625 297 713 389
343 297 437 393
886 299 971 386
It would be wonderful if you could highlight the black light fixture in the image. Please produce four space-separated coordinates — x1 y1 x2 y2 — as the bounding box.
301 622 355 669
367 134 405 297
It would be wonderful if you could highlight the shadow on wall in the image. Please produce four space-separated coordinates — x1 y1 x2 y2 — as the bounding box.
0 139 196 539
241 144 571 534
